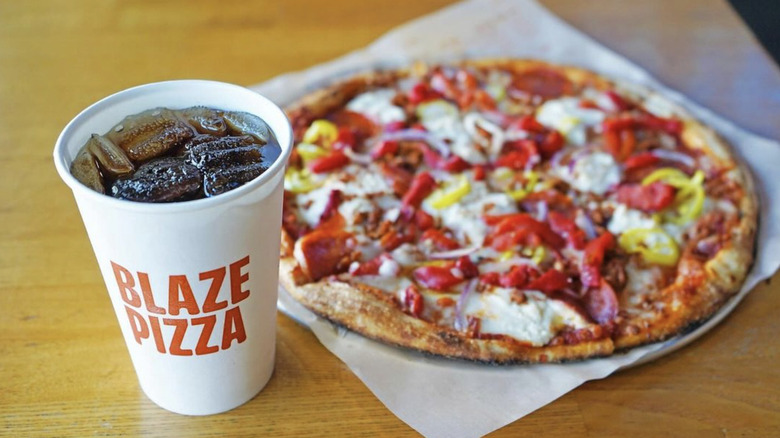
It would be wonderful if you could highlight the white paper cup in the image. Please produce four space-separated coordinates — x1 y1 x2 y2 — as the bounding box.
53 80 293 415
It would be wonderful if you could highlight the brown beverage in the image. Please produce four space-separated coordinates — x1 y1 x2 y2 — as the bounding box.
70 106 282 202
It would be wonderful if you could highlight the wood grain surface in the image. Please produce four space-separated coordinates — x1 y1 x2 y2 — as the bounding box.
1 0 778 436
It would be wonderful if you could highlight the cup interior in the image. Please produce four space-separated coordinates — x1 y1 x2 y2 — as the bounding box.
53 80 293 212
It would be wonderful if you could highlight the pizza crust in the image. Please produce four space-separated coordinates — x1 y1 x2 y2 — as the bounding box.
280 259 614 364
279 59 759 363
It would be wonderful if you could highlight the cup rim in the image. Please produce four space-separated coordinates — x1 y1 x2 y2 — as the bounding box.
53 79 293 213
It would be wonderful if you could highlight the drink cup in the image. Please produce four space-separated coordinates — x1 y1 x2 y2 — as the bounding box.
53 80 293 415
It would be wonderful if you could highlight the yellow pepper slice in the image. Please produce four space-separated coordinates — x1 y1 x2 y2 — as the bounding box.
642 167 706 225
428 174 471 209
296 143 328 162
531 246 547 265
499 250 514 261
618 227 680 266
506 171 539 201
284 168 320 194
416 99 459 122
302 120 338 147
641 167 692 187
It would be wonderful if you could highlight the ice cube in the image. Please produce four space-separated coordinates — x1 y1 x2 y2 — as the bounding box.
222 111 273 144
70 148 105 194
179 107 227 136
203 162 269 197
106 108 195 162
111 157 201 202
85 134 134 177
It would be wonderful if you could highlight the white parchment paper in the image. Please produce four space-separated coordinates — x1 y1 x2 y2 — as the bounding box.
251 1 780 436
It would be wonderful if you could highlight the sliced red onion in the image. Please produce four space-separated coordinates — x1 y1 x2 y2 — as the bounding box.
341 147 372 165
377 129 451 157
537 201 549 222
650 149 696 167
481 110 511 127
549 148 569 169
695 236 720 256
429 246 479 259
507 88 530 100
580 211 597 240
567 148 591 173
524 154 541 171
454 279 477 331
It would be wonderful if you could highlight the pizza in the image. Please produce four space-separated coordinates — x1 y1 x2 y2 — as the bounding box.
277 59 757 363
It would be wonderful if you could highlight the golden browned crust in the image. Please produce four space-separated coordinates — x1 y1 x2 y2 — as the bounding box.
279 58 759 363
280 259 614 364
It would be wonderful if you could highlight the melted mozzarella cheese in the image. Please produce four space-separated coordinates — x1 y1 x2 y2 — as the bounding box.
346 89 406 124
536 97 605 146
422 176 517 246
391 243 425 267
354 275 413 298
338 197 375 226
424 115 485 164
462 289 588 346
607 203 657 235
623 260 663 308
295 186 333 227
556 151 621 195
331 165 393 197
582 87 617 112
463 112 504 158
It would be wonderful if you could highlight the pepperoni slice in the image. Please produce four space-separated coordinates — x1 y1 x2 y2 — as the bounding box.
510 68 572 99
580 232 616 288
326 110 378 140
525 269 570 294
585 280 619 324
295 229 353 281
616 182 676 212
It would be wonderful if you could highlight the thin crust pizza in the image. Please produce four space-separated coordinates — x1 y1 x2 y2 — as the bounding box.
278 59 758 363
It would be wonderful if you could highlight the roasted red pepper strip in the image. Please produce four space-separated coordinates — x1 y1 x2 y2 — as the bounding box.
473 165 487 181
371 140 399 159
409 82 443 104
350 253 391 276
414 209 435 231
403 285 425 317
484 213 566 249
309 150 350 173
515 115 547 133
623 152 661 171
402 171 437 208
525 269 569 294
421 229 459 251
605 90 632 111
495 150 532 170
413 264 463 291
332 127 356 150
548 211 587 250
580 232 616 288
637 113 683 136
539 130 564 159
441 155 471 172
455 256 479 279
604 114 683 137
616 181 676 212
499 265 538 288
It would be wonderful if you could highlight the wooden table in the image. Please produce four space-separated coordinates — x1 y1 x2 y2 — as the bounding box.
2 1 778 436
